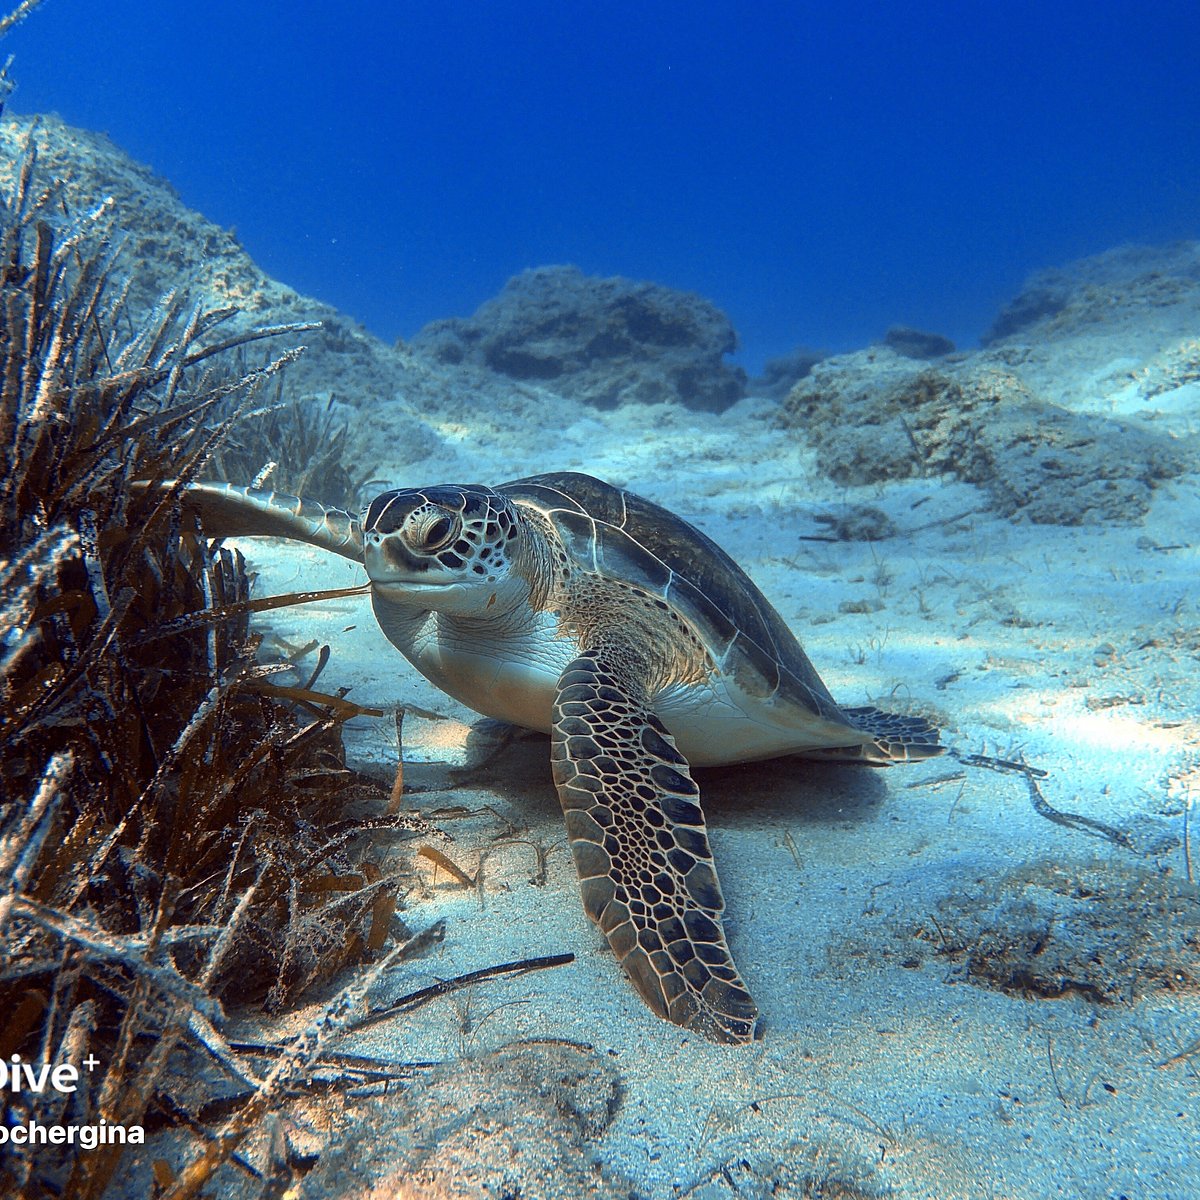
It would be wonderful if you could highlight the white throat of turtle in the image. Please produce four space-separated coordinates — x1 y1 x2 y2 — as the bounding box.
369 577 559 726
368 568 539 645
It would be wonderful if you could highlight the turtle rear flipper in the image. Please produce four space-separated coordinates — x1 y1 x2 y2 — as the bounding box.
810 705 943 765
551 648 760 1044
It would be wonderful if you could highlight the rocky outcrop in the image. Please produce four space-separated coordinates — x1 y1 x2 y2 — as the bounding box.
0 112 430 411
781 353 1187 525
881 325 956 360
411 264 747 411
750 345 825 398
778 237 1200 526
983 239 1200 346
0 110 525 491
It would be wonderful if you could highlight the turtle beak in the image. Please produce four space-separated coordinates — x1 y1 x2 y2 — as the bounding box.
364 537 459 593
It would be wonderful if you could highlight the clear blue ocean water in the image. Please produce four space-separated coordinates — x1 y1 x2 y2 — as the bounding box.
5 0 1199 371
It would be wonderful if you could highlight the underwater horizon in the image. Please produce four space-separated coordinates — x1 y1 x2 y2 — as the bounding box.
4 0 1198 372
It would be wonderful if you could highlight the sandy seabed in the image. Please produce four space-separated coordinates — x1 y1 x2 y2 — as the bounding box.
226 288 1199 1199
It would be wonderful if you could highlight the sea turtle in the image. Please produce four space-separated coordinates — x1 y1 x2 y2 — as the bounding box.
173 471 941 1043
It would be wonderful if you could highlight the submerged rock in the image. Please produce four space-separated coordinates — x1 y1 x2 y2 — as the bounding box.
751 345 825 398
412 264 747 411
0 110 467 481
983 240 1200 346
780 356 1187 525
882 325 956 359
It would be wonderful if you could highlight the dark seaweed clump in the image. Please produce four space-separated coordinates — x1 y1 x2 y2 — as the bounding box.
918 860 1200 1005
0 93 420 1196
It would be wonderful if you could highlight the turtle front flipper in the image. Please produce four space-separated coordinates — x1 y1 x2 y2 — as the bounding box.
144 482 364 562
551 650 760 1044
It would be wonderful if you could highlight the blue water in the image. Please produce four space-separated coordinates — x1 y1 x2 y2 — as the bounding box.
5 0 1199 371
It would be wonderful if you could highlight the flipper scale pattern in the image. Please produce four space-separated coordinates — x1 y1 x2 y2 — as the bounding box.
552 650 760 1043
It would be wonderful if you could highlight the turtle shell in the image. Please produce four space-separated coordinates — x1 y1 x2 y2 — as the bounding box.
500 471 853 725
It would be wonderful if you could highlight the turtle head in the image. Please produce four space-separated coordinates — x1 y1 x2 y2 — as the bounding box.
361 484 530 615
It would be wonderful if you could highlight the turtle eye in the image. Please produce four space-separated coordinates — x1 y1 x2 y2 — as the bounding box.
417 513 456 552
